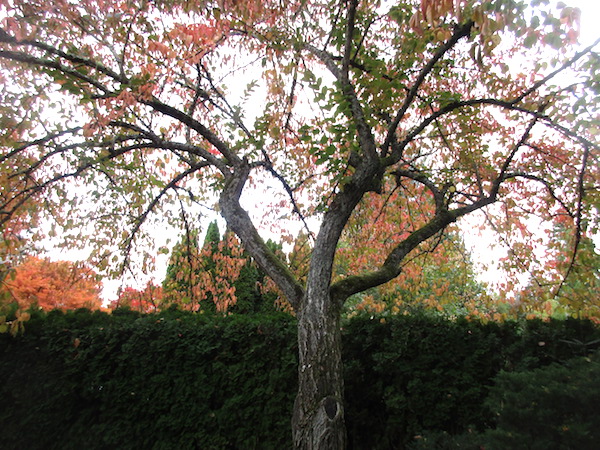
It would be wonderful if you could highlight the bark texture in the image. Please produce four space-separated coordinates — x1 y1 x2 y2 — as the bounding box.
292 290 346 449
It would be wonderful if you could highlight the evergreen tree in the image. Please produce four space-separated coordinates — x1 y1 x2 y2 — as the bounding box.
231 239 285 314
203 221 220 252
162 221 284 313
162 225 202 310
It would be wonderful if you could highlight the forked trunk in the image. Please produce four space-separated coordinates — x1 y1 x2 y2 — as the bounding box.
292 289 346 449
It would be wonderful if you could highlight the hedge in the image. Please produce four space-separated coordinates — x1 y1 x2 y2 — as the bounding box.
1 308 598 449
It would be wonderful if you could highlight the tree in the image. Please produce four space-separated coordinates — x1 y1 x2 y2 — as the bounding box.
514 222 600 319
162 220 285 313
162 223 204 310
0 170 40 286
342 232 493 317
229 237 290 313
333 183 492 317
110 280 164 313
162 220 249 312
0 256 102 311
0 0 598 447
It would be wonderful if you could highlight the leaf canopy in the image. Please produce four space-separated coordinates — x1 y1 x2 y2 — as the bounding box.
0 0 597 314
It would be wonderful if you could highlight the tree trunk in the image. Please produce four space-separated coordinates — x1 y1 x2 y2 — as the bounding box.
292 288 346 449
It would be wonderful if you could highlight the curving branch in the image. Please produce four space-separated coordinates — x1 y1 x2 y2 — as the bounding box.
219 163 305 310
261 160 315 240
554 143 592 298
330 189 496 302
385 40 600 166
0 28 126 83
505 173 574 217
0 49 111 94
142 97 241 168
120 166 205 274
513 37 600 104
392 168 445 212
0 127 82 164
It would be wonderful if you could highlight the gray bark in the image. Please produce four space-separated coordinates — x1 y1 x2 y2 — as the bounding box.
292 288 346 449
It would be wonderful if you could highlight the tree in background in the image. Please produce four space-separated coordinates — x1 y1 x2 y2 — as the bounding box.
230 237 293 313
514 222 600 320
161 220 246 312
0 172 41 287
0 0 597 446
162 223 203 310
0 256 102 311
162 220 285 313
333 180 492 317
344 233 492 317
110 281 163 313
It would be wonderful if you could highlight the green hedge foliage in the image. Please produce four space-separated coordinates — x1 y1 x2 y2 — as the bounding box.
1 308 598 449
1 308 298 449
409 352 600 450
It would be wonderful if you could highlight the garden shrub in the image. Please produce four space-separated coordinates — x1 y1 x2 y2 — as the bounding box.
481 351 600 449
343 313 600 449
409 351 600 450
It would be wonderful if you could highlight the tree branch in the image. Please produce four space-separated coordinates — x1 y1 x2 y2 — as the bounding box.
0 28 127 82
121 166 204 274
330 191 495 302
261 161 315 240
0 49 111 94
382 21 474 157
554 143 591 298
142 98 241 167
219 163 305 310
513 37 600 104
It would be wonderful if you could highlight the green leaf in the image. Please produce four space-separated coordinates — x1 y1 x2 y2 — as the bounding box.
524 33 538 48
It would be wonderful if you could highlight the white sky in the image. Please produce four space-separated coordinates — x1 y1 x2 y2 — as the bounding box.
569 0 600 47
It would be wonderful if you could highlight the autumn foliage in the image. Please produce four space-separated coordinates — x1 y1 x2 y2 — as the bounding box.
109 281 163 313
161 222 248 312
0 256 102 311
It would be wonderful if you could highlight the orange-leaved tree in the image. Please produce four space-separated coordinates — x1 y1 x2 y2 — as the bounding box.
334 179 493 317
509 221 600 320
0 0 598 446
0 256 102 310
162 220 248 312
162 220 289 313
110 281 163 313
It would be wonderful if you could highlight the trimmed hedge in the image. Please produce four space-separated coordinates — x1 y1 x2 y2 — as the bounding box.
1 308 298 449
344 314 600 449
1 308 598 449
